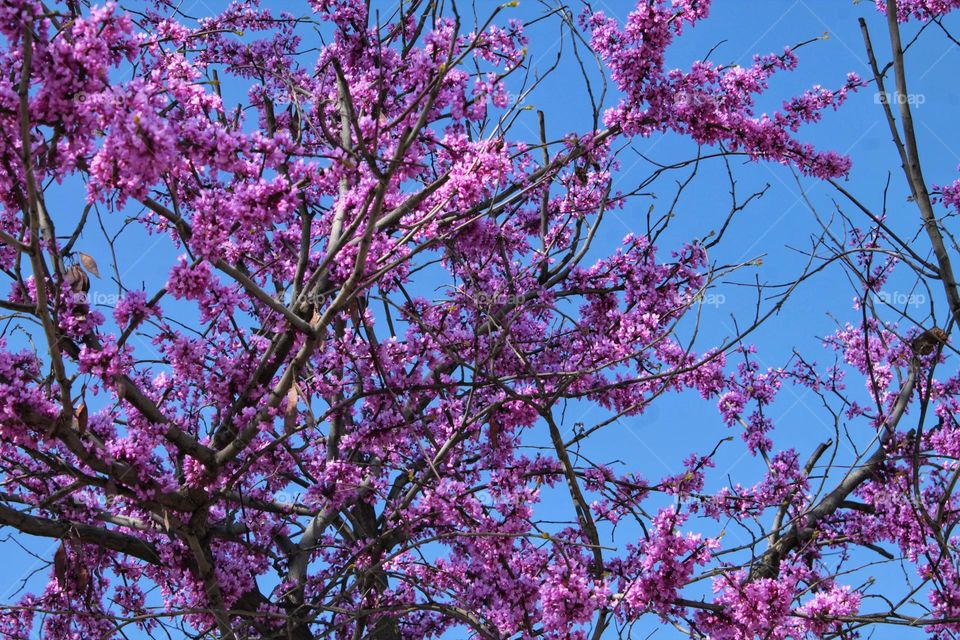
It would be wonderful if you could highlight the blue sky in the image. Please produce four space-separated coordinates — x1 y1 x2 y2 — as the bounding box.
2 1 959 638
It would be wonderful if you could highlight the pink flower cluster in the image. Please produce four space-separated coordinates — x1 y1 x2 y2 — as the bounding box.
877 0 960 20
585 1 862 177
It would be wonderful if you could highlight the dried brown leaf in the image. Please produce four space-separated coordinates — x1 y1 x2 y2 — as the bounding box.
76 561 91 593
284 385 298 434
74 400 88 434
78 252 101 278
912 327 949 357
54 543 67 585
64 264 89 294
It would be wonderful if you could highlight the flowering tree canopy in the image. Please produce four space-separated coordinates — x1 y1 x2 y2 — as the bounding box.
0 0 958 638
